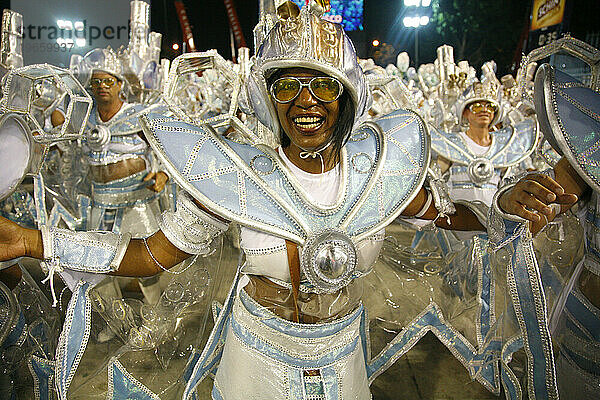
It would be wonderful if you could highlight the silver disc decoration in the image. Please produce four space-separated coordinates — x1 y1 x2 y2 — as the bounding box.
467 157 494 187
87 125 111 151
300 229 358 293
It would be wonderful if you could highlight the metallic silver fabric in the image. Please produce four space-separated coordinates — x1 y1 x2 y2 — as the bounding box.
41 225 131 274
213 289 371 400
159 192 229 255
246 4 369 142
0 9 23 70
535 63 600 193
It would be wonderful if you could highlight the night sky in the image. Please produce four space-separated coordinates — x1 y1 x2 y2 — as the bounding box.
2 0 599 74
153 0 598 74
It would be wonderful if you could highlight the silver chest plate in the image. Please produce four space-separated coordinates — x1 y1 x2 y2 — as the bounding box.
467 157 494 187
300 229 358 293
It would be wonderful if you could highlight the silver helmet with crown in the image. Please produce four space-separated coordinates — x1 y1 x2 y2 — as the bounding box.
246 0 369 143
457 77 502 127
80 46 125 83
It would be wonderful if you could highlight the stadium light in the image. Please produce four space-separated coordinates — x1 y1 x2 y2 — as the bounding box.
372 39 380 47
404 0 431 6
402 0 432 67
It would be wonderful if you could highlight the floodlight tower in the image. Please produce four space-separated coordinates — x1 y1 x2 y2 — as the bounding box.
402 0 432 66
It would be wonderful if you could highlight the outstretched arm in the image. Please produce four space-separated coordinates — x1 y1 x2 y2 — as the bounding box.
0 216 191 277
0 193 228 277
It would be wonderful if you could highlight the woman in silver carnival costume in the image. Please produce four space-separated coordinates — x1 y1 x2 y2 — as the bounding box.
488 38 600 399
0 2 490 399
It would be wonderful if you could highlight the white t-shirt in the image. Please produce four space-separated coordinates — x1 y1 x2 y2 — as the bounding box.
240 147 341 251
239 147 383 283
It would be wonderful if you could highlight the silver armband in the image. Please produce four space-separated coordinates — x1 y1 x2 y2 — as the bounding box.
41 226 131 274
159 192 229 255
488 184 529 248
427 164 456 218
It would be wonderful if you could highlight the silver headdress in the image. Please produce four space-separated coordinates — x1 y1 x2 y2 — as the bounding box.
457 71 501 127
71 1 165 103
80 46 125 82
246 0 369 142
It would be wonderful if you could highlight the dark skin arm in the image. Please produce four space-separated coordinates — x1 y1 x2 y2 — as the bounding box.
0 199 227 278
1 186 479 276
401 187 485 231
0 221 191 277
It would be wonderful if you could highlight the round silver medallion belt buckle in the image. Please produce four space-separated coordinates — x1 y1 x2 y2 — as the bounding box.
300 229 358 293
467 157 494 187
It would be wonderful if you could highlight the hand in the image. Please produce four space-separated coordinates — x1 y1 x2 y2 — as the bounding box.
498 174 578 225
0 215 37 261
144 171 169 193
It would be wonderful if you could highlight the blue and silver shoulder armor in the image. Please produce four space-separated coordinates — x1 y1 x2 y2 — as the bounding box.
87 103 161 137
141 108 429 292
535 65 600 193
430 118 539 184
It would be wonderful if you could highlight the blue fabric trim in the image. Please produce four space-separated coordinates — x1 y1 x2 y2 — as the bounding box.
2 310 25 348
450 182 498 190
509 233 557 399
501 337 524 400
57 282 92 400
109 360 159 400
501 369 519 400
565 292 600 340
477 235 492 340
321 366 340 400
366 303 499 391
238 289 363 339
182 271 241 400
229 313 359 369
28 319 53 359
288 368 304 400
33 174 48 227
211 385 224 400
28 356 54 400
52 234 118 272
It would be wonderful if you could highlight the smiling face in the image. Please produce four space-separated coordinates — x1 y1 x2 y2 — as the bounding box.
272 68 340 152
90 71 123 106
463 100 496 129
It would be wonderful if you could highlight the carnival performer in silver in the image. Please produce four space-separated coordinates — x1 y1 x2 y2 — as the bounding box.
0 2 489 399
361 45 540 396
73 46 170 342
488 37 600 399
